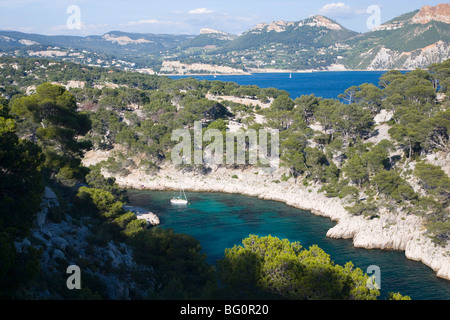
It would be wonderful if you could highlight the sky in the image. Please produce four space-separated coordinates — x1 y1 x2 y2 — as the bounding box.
0 1 445 36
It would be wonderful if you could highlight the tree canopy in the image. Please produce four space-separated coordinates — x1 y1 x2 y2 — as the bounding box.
10 83 92 183
217 235 380 300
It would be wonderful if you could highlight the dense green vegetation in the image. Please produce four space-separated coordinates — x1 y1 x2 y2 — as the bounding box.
217 235 380 300
1 56 447 300
0 99 44 298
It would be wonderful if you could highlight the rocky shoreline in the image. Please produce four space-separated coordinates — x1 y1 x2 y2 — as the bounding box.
102 164 450 281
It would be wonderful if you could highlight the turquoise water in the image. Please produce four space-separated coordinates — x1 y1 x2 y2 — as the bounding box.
170 71 389 99
126 190 450 300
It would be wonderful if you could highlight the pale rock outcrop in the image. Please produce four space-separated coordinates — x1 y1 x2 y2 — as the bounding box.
123 205 160 225
205 93 272 109
160 60 248 75
14 186 144 299
298 15 342 30
200 28 236 40
102 34 153 45
28 50 67 57
137 213 160 225
364 41 450 71
411 4 450 24
373 110 393 124
373 4 450 31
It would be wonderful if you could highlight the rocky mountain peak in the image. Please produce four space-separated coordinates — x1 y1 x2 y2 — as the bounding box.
199 28 236 40
200 28 229 35
298 15 343 30
411 3 450 24
248 20 295 33
248 15 343 34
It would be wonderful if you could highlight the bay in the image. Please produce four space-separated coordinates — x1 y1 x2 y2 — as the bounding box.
126 190 450 300
170 71 388 99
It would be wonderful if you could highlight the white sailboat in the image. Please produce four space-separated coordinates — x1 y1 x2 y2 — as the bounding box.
289 73 292 79
170 187 188 205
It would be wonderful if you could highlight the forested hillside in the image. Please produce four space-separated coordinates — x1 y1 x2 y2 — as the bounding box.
0 4 448 73
1 55 448 299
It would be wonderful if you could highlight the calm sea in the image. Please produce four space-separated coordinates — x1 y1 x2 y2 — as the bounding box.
170 71 388 99
126 190 450 300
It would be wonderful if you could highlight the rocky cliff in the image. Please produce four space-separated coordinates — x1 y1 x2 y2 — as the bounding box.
14 186 155 299
411 3 450 24
361 40 450 71
347 3 450 70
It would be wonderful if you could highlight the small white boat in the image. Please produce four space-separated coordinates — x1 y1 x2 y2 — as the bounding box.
170 198 188 205
170 187 189 205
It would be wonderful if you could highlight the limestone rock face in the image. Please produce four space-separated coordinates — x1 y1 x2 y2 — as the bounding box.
136 213 160 225
298 15 342 30
199 28 236 40
124 205 160 226
411 4 450 24
14 186 147 299
102 34 152 45
364 41 450 71
351 4 450 71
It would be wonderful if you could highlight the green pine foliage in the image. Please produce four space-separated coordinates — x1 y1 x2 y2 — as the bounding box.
217 235 380 300
0 115 44 298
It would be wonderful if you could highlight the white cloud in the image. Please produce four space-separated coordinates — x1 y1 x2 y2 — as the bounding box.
188 8 214 15
318 2 363 18
319 2 352 15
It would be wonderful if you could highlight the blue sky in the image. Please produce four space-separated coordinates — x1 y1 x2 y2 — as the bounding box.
0 1 445 36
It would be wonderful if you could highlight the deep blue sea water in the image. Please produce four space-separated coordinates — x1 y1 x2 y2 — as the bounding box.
126 190 450 300
170 71 388 100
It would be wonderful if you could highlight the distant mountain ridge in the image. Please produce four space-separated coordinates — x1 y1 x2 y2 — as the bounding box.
344 4 450 70
220 15 358 51
0 4 449 73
